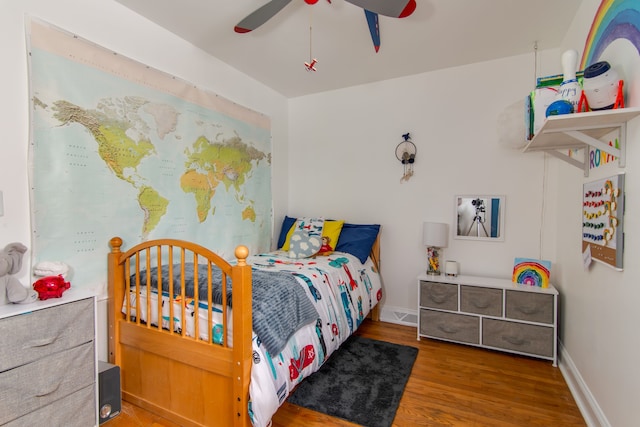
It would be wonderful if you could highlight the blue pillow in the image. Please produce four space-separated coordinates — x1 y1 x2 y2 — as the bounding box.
277 215 297 249
335 223 381 264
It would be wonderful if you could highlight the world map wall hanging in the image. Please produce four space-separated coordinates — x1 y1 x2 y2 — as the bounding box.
26 18 273 292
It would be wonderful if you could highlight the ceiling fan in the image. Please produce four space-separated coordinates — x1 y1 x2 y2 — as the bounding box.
234 0 417 53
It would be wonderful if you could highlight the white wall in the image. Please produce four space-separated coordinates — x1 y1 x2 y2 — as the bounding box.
287 51 560 312
1 0 289 360
546 1 640 426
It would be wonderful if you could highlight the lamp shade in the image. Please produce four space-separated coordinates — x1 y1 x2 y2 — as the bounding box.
423 222 449 248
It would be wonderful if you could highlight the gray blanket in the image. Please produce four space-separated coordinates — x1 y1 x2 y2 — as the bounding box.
134 263 319 355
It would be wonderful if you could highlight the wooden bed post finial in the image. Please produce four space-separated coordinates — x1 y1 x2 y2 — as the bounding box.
110 237 123 253
235 245 249 266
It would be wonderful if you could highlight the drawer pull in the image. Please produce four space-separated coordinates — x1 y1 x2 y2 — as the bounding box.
502 335 526 346
35 381 62 397
472 299 490 309
515 305 540 315
25 335 59 348
429 293 448 304
438 324 460 334
429 289 454 304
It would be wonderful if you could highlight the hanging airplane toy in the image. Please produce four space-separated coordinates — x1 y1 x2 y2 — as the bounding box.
304 58 318 71
234 0 416 54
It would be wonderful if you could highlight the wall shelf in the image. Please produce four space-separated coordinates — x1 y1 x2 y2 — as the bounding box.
522 107 640 176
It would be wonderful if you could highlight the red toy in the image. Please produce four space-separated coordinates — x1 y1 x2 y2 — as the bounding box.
33 275 70 300
304 58 318 72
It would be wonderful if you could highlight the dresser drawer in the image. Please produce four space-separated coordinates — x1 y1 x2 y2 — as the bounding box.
482 318 554 358
460 286 502 317
420 281 458 311
0 341 95 424
4 384 95 427
505 291 554 324
0 298 94 371
420 309 479 344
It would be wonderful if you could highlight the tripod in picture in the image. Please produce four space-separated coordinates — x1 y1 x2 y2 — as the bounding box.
467 198 489 237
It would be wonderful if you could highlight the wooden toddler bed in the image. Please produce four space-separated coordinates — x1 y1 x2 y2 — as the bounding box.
107 229 381 427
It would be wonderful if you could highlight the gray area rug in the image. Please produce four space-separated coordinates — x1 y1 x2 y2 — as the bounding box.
287 335 418 427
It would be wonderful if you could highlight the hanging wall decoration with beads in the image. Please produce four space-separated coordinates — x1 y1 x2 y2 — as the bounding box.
582 173 625 270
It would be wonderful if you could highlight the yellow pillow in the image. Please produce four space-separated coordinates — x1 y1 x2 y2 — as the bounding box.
316 220 344 256
282 219 344 255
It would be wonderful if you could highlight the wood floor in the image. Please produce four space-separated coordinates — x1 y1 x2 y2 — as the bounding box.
105 320 585 427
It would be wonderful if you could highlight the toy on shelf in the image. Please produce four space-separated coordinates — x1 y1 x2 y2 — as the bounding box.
526 52 586 139
554 49 582 112
526 55 627 139
583 61 621 110
614 81 624 109
578 60 624 112
546 99 574 117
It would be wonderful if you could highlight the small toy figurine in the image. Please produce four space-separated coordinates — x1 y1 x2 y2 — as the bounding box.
317 236 334 256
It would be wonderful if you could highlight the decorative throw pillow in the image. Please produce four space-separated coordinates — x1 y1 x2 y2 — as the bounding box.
277 216 297 249
288 217 324 259
282 219 344 254
335 223 381 264
281 220 297 251
316 220 344 256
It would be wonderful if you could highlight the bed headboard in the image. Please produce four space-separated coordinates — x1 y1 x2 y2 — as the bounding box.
370 231 381 272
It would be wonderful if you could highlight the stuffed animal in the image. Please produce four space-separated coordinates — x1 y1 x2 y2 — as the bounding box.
316 236 334 256
0 242 37 305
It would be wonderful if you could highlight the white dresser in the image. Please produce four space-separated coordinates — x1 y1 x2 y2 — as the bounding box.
0 288 98 426
418 274 558 366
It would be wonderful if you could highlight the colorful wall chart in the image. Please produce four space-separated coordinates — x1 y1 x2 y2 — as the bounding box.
580 0 640 69
512 258 551 288
582 173 625 270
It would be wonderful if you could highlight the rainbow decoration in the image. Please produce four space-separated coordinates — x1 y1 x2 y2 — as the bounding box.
512 258 551 288
580 0 640 69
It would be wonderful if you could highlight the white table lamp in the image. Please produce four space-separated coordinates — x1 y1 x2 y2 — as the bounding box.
423 222 448 275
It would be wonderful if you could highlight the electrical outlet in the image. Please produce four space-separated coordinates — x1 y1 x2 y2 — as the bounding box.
0 191 4 216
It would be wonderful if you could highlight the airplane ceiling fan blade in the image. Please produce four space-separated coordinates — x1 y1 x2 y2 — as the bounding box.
345 0 416 18
364 10 380 52
235 0 294 33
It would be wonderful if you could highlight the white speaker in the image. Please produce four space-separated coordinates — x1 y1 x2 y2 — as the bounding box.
444 260 459 277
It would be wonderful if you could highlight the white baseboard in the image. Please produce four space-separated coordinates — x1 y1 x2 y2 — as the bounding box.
558 341 610 427
379 305 418 327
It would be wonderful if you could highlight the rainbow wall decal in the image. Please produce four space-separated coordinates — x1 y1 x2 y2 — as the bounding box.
580 0 640 69
512 258 551 288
